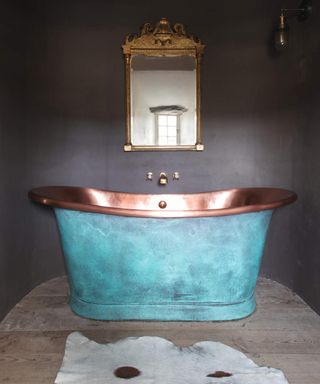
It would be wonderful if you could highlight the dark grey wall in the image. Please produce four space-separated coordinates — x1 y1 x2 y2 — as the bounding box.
261 4 320 315
26 0 300 192
1 0 320 319
0 1 29 318
25 0 302 288
0 1 65 320
290 6 320 314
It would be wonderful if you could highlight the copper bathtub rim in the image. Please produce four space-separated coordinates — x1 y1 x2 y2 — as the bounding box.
28 186 297 218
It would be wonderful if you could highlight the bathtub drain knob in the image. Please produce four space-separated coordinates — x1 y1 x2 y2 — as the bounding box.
159 200 167 209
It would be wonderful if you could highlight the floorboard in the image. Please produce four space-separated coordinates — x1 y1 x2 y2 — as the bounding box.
0 277 319 383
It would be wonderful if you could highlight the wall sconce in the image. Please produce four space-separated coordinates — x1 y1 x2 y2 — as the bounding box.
274 0 312 51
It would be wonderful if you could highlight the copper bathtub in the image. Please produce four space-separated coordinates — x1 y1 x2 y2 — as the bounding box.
29 186 297 321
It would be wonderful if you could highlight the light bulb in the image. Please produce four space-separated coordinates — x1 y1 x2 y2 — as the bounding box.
274 14 289 51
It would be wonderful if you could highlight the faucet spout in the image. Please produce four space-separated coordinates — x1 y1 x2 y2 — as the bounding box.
159 172 168 185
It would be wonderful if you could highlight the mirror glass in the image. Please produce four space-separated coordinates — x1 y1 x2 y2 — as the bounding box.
131 56 196 147
122 18 204 151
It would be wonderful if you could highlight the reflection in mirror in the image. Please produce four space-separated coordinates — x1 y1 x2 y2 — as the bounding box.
131 56 196 146
122 18 205 151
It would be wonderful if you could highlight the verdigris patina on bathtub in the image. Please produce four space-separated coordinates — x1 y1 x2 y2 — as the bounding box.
29 186 297 321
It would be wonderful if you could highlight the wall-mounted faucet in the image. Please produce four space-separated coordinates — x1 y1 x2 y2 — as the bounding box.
146 171 180 184
159 172 168 185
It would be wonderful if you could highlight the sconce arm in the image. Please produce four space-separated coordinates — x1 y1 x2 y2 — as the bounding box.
281 0 312 21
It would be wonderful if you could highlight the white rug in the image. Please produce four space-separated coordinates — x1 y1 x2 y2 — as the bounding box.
55 332 289 383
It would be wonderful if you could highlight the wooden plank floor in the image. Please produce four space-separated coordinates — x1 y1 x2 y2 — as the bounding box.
1 276 320 383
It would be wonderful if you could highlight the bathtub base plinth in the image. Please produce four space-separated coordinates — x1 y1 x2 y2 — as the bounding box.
69 294 256 321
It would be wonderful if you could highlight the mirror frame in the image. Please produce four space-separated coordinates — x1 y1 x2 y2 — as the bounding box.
122 18 205 151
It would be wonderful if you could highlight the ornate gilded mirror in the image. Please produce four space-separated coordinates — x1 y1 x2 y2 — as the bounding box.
122 18 205 151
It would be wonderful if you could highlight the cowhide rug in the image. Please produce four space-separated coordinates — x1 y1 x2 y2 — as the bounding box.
55 332 289 383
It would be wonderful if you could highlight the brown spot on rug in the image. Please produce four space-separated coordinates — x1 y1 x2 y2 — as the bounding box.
114 366 141 379
207 370 233 378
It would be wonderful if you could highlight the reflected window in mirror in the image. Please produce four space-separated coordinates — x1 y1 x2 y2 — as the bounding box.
150 105 188 146
157 114 180 146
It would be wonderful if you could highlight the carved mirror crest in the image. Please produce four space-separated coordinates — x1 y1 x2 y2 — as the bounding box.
122 18 205 151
